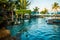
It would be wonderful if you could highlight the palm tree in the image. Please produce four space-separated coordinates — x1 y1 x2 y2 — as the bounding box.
33 7 39 12
0 0 17 25
8 0 16 21
15 0 30 10
0 0 10 27
33 7 39 16
52 2 60 14
44 8 48 14
14 0 31 24
40 8 48 14
19 0 31 9
10 3 15 21
0 0 8 14
19 0 31 19
0 0 9 22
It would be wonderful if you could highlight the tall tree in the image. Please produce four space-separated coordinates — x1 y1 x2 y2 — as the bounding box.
0 0 9 21
17 0 31 19
19 0 31 9
0 0 9 26
44 8 48 14
16 0 31 10
33 7 39 12
52 2 60 14
40 8 48 14
7 0 17 21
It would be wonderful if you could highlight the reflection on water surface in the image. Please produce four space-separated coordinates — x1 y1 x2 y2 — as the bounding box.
7 18 60 40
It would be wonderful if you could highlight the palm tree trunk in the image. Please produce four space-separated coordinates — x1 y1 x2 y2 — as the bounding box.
21 14 23 19
29 13 31 19
11 11 14 22
15 14 18 24
55 9 58 19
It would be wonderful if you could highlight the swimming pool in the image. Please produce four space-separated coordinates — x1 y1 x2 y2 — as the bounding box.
7 18 60 40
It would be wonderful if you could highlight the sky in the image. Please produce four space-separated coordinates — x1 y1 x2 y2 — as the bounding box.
28 0 60 12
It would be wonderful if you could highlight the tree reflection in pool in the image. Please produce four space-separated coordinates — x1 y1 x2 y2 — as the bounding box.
7 18 60 40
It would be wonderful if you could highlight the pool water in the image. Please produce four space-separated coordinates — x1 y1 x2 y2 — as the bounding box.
7 18 60 40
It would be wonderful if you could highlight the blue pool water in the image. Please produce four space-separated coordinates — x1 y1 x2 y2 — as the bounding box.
7 18 60 40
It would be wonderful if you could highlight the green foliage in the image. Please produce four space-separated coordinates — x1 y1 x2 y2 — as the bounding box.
0 0 8 3
0 0 9 15
40 11 45 14
52 2 60 11
0 16 3 21
15 0 31 10
15 0 31 15
15 9 31 14
19 0 31 9
33 7 39 12
40 8 48 14
0 0 16 11
0 0 16 23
